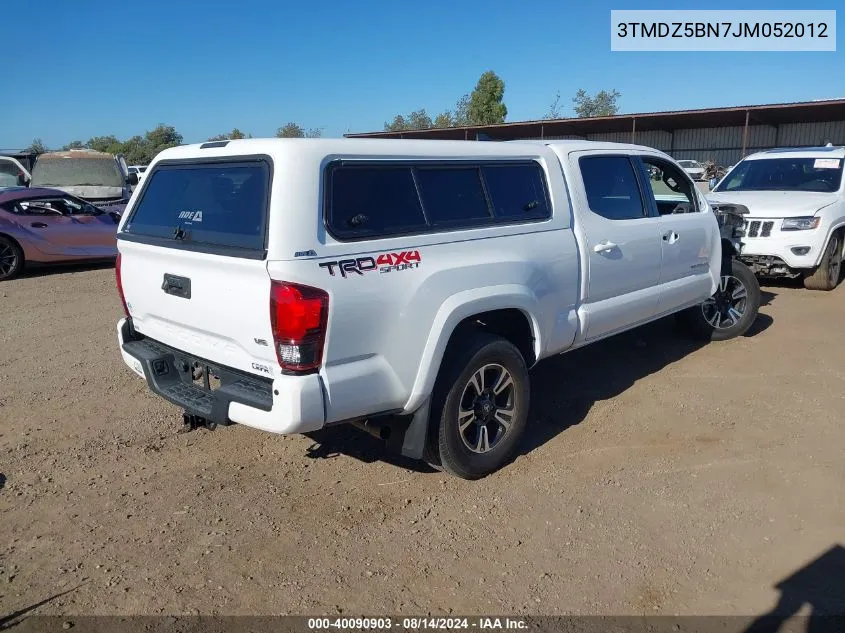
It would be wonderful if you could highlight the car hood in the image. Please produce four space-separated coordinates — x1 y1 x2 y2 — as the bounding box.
706 190 838 218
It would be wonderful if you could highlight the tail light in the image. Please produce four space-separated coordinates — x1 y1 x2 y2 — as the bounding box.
269 281 329 373
115 253 130 317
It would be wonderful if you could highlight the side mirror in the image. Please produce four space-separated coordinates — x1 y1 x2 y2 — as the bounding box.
17 174 29 187
708 177 718 191
127 172 139 186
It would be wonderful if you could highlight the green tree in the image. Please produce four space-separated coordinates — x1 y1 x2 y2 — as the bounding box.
208 128 248 141
120 136 149 165
26 139 48 154
544 91 563 120
275 122 321 138
277 122 303 137
385 109 433 131
453 94 471 126
86 135 122 154
467 71 507 125
433 111 454 128
145 124 183 153
383 115 408 133
572 89 621 118
407 109 432 130
61 140 85 150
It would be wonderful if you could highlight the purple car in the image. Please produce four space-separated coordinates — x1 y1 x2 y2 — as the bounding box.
0 187 125 280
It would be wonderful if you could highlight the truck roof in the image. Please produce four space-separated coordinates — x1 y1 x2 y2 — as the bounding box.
151 137 668 165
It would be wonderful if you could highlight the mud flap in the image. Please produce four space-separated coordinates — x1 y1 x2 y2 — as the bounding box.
387 397 431 461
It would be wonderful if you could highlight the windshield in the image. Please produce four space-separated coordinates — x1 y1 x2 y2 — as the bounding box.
32 157 124 188
716 157 843 193
678 161 700 168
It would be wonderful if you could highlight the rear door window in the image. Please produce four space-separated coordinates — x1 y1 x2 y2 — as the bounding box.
123 160 270 251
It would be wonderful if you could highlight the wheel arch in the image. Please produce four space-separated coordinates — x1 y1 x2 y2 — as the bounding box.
815 222 845 267
403 286 541 415
720 237 737 275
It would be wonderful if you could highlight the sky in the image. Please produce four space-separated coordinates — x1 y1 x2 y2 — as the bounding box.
2 0 842 148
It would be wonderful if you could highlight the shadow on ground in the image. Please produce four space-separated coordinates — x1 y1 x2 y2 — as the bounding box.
304 301 773 472
17 259 114 280
521 313 771 455
744 544 845 632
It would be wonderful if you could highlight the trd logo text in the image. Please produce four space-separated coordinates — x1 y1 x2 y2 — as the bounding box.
319 250 422 278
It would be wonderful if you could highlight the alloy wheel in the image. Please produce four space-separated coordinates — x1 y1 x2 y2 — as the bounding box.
827 235 842 287
457 363 517 454
701 274 748 330
0 242 18 278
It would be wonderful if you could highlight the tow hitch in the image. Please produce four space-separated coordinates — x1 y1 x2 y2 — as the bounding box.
179 412 227 433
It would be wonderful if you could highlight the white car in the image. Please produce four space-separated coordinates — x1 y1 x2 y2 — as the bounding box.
708 146 845 290
114 138 758 479
128 165 148 183
678 160 705 181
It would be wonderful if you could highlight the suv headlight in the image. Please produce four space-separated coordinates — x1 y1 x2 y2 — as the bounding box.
781 216 820 231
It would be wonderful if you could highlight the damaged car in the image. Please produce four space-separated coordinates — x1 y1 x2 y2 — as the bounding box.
29 149 138 208
0 187 122 281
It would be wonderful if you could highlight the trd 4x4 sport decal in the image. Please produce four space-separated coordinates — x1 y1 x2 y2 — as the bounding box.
319 250 422 278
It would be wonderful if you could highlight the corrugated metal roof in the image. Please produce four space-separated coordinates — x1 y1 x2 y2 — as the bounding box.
346 98 845 140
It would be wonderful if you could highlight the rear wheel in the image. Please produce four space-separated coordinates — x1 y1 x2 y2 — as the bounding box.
431 332 530 480
803 231 843 291
0 236 23 281
678 258 760 341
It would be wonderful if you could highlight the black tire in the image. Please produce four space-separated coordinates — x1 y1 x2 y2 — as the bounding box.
677 258 761 342
431 331 530 480
0 235 24 281
803 231 843 291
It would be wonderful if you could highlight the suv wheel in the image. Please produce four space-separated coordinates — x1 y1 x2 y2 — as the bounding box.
0 236 24 281
803 231 843 291
678 258 761 341
432 332 529 480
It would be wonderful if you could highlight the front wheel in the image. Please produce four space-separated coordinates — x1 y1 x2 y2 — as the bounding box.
431 332 530 480
0 236 24 281
803 231 842 291
678 259 761 341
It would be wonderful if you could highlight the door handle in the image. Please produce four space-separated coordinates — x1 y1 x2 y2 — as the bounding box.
663 231 680 243
593 241 617 253
30 222 48 228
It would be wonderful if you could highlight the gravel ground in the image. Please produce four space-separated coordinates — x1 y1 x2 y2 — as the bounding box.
1 264 844 617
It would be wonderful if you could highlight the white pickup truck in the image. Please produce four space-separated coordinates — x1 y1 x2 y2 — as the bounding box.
115 138 760 479
708 145 845 290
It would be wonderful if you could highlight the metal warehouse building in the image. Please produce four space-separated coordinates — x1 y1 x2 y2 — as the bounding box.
345 98 845 166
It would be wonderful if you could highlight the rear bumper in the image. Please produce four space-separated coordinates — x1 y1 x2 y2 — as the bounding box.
117 318 325 434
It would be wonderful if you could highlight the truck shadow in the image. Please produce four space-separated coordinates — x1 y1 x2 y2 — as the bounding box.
17 259 115 280
303 426 439 473
521 311 772 456
304 306 773 474
743 544 845 632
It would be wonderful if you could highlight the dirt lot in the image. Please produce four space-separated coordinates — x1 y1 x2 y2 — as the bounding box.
1 264 844 618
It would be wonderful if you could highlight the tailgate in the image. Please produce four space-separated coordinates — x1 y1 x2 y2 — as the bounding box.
117 157 277 377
